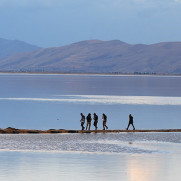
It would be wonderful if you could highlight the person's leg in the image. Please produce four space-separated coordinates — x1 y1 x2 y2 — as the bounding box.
126 123 130 130
86 122 88 130
103 121 105 130
83 123 85 130
105 122 108 129
132 123 135 130
81 122 84 130
88 122 91 130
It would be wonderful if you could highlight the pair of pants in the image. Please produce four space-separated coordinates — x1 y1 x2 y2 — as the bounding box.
94 121 98 130
86 122 91 130
127 123 135 130
103 121 108 130
81 122 85 130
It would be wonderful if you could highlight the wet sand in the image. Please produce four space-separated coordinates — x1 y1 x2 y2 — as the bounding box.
0 127 181 134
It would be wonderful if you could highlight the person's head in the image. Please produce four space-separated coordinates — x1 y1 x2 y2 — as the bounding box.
129 114 132 117
94 113 96 116
80 113 83 116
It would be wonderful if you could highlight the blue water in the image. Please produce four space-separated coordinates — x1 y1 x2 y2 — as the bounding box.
0 73 181 130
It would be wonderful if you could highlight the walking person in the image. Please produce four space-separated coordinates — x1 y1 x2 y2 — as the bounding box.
80 113 85 130
102 113 108 130
126 114 135 130
93 113 98 130
86 113 92 130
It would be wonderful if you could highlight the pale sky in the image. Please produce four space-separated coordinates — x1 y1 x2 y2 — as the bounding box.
0 0 181 47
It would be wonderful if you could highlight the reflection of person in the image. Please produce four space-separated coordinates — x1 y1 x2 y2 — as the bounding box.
126 114 135 130
80 113 85 130
86 113 92 130
93 113 98 130
102 113 108 130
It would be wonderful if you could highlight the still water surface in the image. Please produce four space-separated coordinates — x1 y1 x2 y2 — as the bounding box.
0 73 181 130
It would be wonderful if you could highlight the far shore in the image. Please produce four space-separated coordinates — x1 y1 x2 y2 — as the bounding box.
0 71 181 77
0 127 181 134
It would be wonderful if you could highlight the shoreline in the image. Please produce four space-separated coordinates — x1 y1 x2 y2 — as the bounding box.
0 71 181 77
0 127 181 134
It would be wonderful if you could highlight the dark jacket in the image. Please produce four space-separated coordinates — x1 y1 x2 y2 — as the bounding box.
87 114 92 123
129 115 133 124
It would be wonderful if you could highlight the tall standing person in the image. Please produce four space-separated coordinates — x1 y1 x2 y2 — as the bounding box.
80 113 85 130
102 113 108 130
86 113 92 131
126 114 135 130
93 113 98 130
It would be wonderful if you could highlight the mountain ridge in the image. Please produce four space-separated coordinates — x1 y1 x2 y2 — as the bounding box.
0 39 181 74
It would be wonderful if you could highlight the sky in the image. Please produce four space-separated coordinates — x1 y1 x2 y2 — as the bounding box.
0 0 181 47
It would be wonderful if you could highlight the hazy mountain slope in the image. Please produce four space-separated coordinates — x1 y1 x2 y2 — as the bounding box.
0 40 181 74
0 38 41 58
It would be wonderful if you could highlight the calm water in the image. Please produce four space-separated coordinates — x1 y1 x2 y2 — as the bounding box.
1 74 181 181
0 133 181 181
0 73 181 130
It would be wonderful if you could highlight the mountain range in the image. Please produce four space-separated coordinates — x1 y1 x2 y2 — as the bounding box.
0 39 181 74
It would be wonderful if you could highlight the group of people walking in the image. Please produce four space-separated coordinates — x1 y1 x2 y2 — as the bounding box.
80 113 108 131
80 113 135 131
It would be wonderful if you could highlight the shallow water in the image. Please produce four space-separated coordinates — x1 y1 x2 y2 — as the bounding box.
0 133 181 181
0 133 181 153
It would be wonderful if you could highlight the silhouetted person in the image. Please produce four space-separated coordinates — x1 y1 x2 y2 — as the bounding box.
93 113 98 130
86 113 92 130
102 113 108 130
126 114 135 130
80 113 85 130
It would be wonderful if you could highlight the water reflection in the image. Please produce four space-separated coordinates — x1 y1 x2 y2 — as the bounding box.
1 148 181 181
127 156 159 181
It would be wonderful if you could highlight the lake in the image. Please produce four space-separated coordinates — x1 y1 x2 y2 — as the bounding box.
0 73 181 181
0 73 181 130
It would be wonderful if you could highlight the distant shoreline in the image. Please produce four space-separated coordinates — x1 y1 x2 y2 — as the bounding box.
0 71 181 77
0 127 181 134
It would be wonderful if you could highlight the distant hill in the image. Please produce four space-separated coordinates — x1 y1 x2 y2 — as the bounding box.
0 39 181 74
0 38 41 58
